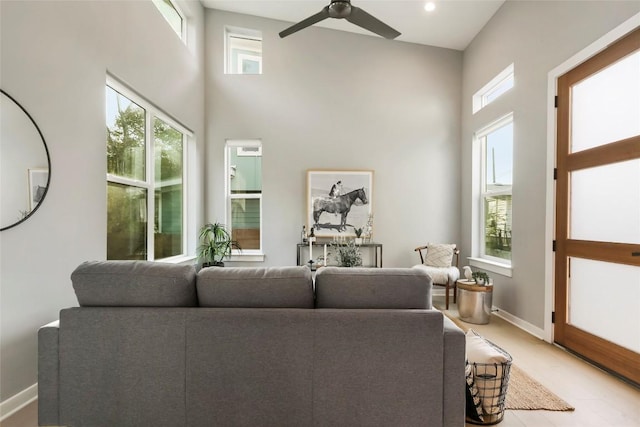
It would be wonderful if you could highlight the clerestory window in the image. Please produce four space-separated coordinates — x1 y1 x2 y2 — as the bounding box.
152 0 186 41
225 27 262 75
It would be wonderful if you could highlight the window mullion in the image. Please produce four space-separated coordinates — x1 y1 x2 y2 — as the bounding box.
147 113 155 261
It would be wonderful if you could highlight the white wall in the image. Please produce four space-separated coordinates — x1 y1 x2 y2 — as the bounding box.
0 0 205 403
205 10 463 268
461 1 640 330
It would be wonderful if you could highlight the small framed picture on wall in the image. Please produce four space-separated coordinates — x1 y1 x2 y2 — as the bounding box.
28 168 49 211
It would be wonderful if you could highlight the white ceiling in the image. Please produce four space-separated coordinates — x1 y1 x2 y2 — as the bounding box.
201 0 505 51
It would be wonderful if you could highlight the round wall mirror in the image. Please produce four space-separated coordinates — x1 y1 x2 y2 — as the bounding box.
1 89 51 231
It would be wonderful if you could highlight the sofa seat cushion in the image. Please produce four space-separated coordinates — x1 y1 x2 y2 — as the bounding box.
72 261 197 307
315 267 432 309
197 266 314 308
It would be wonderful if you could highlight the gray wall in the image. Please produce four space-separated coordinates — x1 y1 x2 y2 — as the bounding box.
460 1 640 329
206 10 463 268
3 0 637 407
0 0 206 403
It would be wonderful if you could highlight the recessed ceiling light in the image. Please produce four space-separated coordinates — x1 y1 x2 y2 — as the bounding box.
424 2 436 12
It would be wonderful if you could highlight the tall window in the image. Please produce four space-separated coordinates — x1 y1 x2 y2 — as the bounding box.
226 140 262 255
225 27 262 75
476 114 513 263
106 82 189 261
152 0 185 40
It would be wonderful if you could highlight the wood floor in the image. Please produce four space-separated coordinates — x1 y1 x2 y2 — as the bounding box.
2 296 639 427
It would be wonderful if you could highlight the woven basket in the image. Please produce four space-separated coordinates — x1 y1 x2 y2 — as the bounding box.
466 338 513 425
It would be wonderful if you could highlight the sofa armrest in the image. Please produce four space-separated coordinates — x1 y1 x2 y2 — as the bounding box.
442 315 466 427
38 320 60 426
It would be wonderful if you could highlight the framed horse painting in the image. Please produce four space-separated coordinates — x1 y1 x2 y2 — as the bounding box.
307 170 373 238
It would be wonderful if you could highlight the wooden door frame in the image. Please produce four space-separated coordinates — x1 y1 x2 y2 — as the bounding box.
544 13 640 344
554 28 640 384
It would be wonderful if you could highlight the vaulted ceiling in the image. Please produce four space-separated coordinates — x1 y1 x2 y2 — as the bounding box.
201 0 505 50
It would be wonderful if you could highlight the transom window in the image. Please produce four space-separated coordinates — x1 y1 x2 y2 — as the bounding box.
106 80 190 261
225 27 262 75
152 0 185 40
473 63 514 114
226 140 263 258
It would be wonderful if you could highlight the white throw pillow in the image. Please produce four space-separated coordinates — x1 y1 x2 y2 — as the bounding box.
465 329 509 364
424 243 455 268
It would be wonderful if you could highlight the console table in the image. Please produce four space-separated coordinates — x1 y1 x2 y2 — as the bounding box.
296 242 383 268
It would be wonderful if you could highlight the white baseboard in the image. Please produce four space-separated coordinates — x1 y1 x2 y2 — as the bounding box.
492 307 545 340
433 290 546 340
0 383 37 421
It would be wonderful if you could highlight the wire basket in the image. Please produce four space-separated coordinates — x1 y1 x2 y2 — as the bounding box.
466 338 513 425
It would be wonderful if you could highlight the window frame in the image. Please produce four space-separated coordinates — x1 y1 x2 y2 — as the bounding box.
225 139 264 262
470 113 514 276
106 77 192 263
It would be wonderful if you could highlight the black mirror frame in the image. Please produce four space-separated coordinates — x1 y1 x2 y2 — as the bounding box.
1 89 52 231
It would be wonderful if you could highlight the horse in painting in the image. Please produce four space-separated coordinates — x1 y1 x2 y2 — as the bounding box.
313 188 368 231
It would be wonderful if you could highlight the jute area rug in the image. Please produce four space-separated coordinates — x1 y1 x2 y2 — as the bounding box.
506 364 574 411
443 311 575 412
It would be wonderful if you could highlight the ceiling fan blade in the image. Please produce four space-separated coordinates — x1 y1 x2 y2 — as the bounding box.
346 6 401 39
279 6 331 38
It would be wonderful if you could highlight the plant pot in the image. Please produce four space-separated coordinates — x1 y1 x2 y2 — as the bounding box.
354 238 363 245
203 261 225 268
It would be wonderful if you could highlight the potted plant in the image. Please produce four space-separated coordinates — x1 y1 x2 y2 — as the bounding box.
197 222 240 267
354 227 363 245
471 271 490 285
333 240 363 267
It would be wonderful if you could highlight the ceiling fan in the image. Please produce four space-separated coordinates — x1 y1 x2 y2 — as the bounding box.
279 0 401 40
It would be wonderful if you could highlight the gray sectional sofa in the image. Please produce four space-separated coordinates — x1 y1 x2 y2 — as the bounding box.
38 261 466 426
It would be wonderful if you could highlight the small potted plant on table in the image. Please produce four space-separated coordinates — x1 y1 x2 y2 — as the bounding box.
354 227 363 245
472 271 491 285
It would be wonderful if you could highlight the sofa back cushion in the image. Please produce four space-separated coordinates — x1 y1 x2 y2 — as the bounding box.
72 261 198 307
315 267 432 309
197 266 314 308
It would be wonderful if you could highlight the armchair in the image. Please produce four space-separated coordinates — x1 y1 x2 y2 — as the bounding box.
414 244 460 310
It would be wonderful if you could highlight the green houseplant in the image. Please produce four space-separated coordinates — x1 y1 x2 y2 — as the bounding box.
197 222 239 267
471 271 490 285
333 240 363 267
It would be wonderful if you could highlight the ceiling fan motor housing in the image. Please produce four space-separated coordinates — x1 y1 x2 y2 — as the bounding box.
329 1 352 18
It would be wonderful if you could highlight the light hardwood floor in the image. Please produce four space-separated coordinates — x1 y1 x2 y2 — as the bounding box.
2 296 639 427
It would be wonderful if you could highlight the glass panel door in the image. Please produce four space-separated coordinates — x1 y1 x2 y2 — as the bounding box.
555 28 640 384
